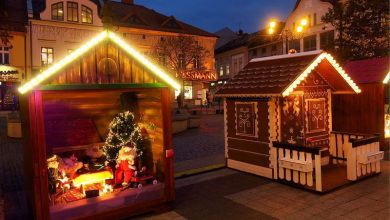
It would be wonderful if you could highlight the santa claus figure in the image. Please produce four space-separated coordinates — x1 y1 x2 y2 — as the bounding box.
115 146 137 186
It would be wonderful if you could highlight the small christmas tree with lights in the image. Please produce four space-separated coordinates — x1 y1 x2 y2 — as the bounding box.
103 111 145 162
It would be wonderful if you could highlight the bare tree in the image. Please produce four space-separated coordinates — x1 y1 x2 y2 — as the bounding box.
151 35 210 74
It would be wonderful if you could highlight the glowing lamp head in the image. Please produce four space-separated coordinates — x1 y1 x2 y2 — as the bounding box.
296 26 303 33
269 20 277 28
300 19 308 26
268 28 275 34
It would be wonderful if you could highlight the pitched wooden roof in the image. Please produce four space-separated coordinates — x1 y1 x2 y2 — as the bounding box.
343 57 389 84
216 51 360 97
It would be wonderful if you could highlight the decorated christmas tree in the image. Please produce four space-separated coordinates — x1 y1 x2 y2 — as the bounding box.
103 111 145 162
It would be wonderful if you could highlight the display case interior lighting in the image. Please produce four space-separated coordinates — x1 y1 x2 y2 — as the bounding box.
18 31 181 94
282 52 361 97
383 72 390 84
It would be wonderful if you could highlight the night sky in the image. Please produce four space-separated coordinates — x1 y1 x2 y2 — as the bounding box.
134 0 296 33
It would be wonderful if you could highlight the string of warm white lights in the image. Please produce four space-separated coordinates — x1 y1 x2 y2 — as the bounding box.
18 31 181 94
383 72 390 84
282 53 361 96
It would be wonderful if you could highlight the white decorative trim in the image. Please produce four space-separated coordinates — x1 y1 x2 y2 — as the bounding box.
327 89 332 133
281 52 361 96
227 159 273 179
268 98 278 171
250 50 322 63
224 99 228 158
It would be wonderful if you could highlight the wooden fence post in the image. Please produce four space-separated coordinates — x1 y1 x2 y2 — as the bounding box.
314 152 322 192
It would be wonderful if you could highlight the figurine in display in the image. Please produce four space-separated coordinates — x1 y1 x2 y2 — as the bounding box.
47 154 60 194
115 146 137 187
83 145 107 171
58 153 83 178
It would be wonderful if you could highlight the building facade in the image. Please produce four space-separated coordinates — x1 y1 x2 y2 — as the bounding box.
0 0 27 110
282 0 336 54
28 0 217 105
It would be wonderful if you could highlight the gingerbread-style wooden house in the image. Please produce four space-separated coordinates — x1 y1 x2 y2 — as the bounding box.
216 51 384 192
20 31 177 220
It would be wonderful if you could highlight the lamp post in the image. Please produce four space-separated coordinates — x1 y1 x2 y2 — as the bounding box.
268 18 308 54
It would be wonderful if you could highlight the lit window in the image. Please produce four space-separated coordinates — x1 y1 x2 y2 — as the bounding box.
81 5 92 24
183 81 193 99
51 2 64 21
67 2 78 22
219 66 224 76
41 47 54 66
226 64 230 75
0 47 10 65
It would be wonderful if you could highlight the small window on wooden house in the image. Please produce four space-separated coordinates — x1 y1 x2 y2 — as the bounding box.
41 47 53 66
81 5 93 24
306 98 326 133
235 102 258 137
51 2 64 21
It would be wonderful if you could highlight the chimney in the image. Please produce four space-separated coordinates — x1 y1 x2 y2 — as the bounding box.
122 0 134 4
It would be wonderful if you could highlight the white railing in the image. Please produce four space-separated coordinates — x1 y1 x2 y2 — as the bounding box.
329 131 366 163
346 135 383 180
273 142 324 192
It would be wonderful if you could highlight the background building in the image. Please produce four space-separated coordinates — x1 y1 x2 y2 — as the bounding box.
281 0 336 54
0 0 27 110
28 0 217 105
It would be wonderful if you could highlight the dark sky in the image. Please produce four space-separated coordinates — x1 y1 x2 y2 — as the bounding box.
135 0 296 33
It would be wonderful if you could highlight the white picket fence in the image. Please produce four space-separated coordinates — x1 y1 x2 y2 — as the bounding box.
273 142 324 192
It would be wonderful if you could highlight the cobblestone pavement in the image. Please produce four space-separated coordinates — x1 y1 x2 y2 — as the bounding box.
173 114 225 174
137 161 390 220
0 117 30 219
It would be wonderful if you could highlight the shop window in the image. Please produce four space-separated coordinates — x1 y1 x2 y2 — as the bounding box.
67 2 78 22
320 30 334 50
304 35 317 51
81 5 92 24
41 47 54 66
183 81 193 99
0 47 10 65
51 2 64 21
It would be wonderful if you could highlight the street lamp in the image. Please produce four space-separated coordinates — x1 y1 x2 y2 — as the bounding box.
268 18 308 54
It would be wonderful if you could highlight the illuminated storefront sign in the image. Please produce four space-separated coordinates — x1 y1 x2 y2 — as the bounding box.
178 70 216 81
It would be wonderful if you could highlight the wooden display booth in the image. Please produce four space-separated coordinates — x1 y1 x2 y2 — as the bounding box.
20 31 177 219
216 51 384 193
